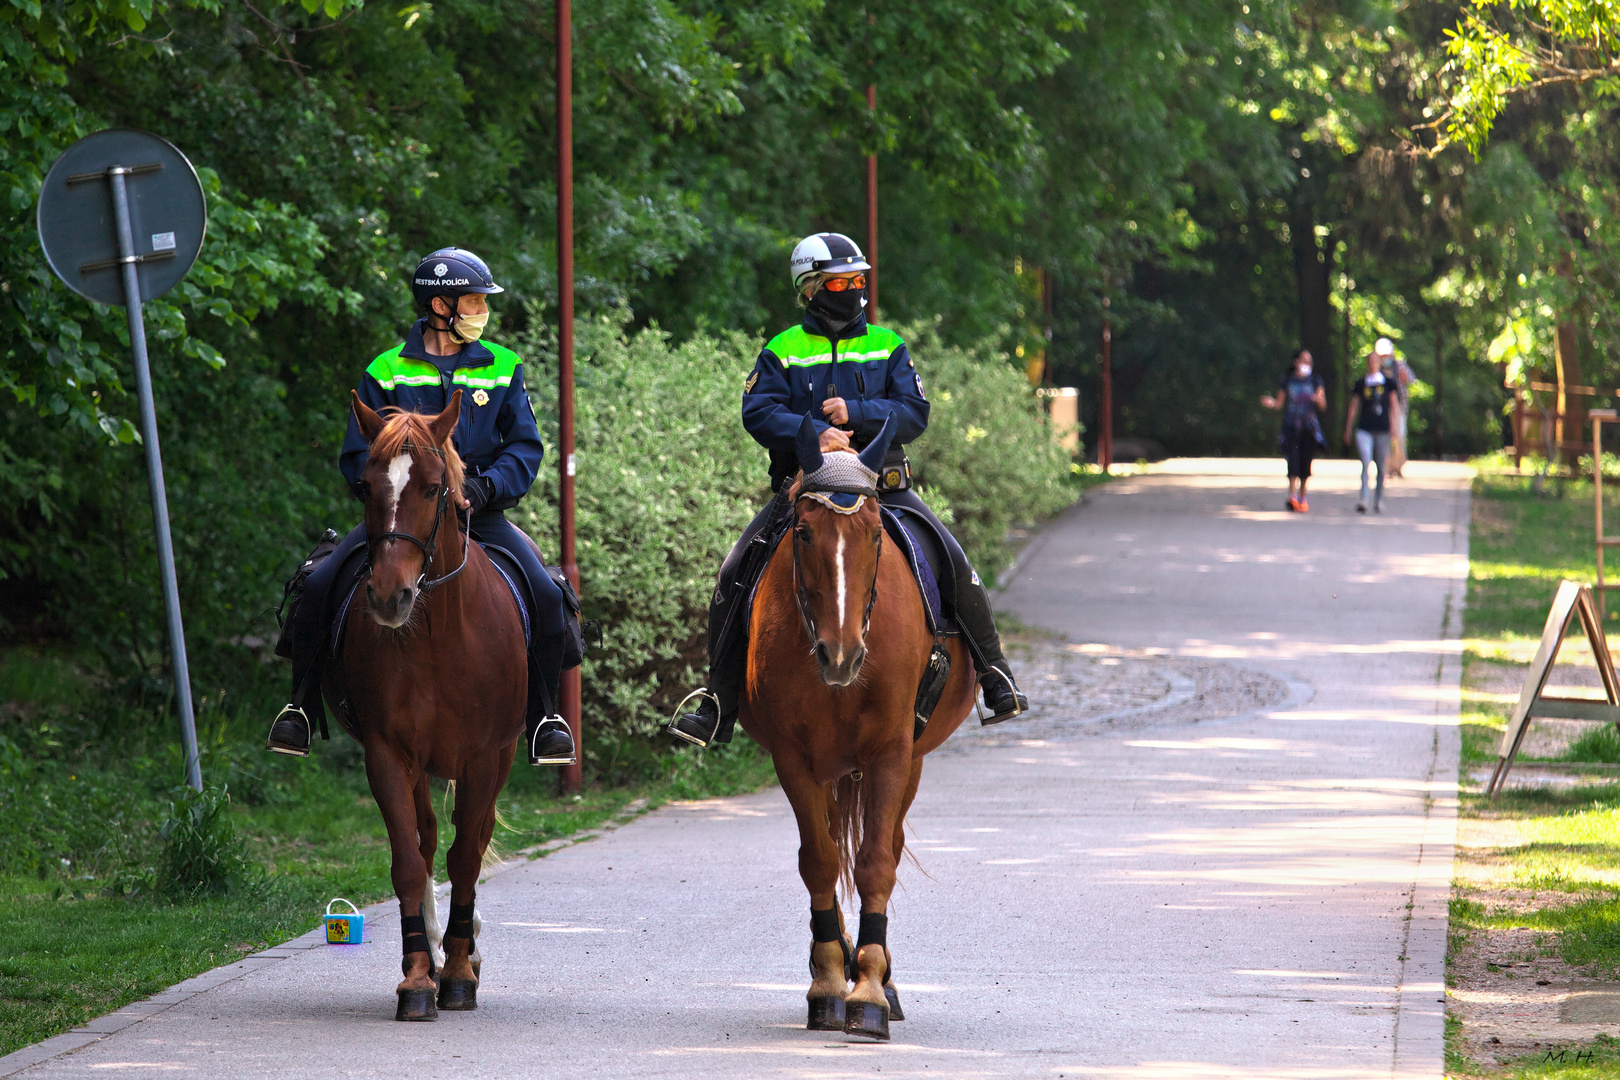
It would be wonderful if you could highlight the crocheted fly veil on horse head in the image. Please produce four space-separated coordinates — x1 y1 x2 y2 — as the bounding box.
795 414 897 511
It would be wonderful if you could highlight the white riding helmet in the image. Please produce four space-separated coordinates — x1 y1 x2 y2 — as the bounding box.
790 232 870 289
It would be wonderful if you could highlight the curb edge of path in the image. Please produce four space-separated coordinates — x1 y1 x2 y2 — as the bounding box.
1389 471 1469 1079
0 796 657 1078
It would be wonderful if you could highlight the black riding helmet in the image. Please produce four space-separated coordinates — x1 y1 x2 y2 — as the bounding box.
411 247 505 318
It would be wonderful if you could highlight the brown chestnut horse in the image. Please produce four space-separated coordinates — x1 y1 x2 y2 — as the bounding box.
738 416 978 1041
325 389 526 1021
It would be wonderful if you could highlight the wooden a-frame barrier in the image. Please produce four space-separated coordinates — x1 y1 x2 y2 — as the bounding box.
1487 580 1620 799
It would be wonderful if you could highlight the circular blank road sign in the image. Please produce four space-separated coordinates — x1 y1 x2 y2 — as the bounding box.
37 129 206 307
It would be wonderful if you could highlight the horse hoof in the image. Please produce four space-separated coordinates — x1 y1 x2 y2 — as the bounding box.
437 978 478 1011
843 1000 889 1041
884 983 905 1021
807 996 845 1031
395 988 438 1022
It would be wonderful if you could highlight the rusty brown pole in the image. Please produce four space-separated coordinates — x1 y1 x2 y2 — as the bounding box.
557 0 582 794
1099 297 1114 469
866 83 878 320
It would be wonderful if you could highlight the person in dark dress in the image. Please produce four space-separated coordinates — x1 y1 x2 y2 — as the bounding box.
1260 348 1326 512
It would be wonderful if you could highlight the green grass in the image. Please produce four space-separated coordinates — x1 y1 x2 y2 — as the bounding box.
0 648 776 1056
1448 466 1620 1075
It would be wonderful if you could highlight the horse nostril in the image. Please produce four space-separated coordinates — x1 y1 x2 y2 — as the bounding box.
399 587 414 606
815 642 831 668
850 646 865 669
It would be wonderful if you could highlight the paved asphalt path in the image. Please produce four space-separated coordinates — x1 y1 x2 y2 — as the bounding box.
1 458 1468 1079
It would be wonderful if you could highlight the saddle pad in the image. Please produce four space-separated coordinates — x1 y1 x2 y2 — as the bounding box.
880 506 958 637
330 542 530 654
479 544 532 649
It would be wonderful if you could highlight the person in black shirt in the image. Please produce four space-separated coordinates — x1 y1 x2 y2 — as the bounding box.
1260 348 1326 512
1343 347 1400 513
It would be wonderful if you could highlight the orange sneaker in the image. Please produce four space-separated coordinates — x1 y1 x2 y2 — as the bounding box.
1286 497 1300 512
1296 497 1309 512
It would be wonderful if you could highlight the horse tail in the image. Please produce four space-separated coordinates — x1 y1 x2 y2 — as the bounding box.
831 774 863 902
442 780 511 871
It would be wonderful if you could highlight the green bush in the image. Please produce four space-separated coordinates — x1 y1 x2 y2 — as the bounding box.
159 785 250 899
899 319 1079 580
514 315 1075 754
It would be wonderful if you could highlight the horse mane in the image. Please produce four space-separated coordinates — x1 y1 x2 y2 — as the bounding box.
371 409 465 493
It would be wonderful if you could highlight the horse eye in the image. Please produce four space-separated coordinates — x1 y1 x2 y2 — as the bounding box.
796 525 811 541
424 485 439 499
355 481 371 499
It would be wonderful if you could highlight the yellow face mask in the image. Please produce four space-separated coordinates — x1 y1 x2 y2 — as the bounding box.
450 310 489 344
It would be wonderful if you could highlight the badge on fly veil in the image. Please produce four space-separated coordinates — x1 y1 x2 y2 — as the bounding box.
472 389 490 407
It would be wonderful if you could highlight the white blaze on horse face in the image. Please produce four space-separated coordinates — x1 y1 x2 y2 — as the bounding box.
835 531 848 643
385 453 413 533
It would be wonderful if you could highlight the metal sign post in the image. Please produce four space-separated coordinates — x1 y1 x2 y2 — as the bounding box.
38 130 207 791
557 0 583 794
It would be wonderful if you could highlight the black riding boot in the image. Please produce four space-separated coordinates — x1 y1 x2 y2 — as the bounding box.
952 568 1030 725
668 493 786 748
526 646 576 766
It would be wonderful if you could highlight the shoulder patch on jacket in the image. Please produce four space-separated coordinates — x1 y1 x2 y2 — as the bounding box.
744 370 760 393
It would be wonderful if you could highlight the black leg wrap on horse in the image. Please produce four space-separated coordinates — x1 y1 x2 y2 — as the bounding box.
401 914 430 956
445 902 475 941
810 907 856 981
810 907 843 942
856 912 888 951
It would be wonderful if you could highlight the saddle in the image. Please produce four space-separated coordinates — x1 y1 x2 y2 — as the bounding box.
878 506 959 638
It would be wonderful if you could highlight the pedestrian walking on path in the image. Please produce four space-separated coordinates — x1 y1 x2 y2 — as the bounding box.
1345 341 1400 513
1260 347 1326 512
1388 339 1414 477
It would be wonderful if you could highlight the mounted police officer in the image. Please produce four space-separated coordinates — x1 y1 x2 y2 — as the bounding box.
668 232 1029 747
266 247 576 766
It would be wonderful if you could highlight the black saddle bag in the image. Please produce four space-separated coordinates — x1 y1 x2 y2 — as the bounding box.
274 528 341 660
547 567 602 671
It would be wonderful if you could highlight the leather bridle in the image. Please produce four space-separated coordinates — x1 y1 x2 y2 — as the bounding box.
366 441 470 596
791 489 882 648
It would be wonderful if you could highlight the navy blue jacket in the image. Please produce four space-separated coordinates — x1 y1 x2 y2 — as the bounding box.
339 319 544 510
742 312 930 487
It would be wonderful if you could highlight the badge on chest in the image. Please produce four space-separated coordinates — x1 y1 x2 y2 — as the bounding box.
472 389 490 407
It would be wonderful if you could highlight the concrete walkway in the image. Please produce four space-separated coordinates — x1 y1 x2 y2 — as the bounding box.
0 458 1469 1079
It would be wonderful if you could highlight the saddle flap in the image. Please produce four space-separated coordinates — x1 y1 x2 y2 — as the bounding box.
879 506 957 637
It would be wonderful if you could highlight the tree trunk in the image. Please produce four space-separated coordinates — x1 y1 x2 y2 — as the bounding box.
1433 320 1445 452
1555 319 1584 459
1292 201 1335 437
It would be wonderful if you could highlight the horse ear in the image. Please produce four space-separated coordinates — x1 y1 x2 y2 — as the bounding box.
856 414 897 473
796 413 824 474
352 391 385 443
430 389 462 448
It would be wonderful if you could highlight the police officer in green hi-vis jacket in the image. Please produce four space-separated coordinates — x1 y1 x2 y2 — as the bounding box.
668 232 1029 748
267 248 576 767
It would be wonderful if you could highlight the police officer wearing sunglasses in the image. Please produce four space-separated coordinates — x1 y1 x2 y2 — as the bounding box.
668 232 1029 748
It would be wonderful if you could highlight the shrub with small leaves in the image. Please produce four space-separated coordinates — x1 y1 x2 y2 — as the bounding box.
160 784 251 899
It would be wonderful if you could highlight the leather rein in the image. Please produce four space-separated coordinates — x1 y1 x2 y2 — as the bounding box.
791 487 882 647
365 441 471 596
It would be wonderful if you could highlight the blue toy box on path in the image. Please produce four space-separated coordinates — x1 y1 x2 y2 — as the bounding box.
324 898 363 944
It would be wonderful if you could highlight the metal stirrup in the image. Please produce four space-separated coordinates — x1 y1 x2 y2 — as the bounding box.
266 704 312 757
979 665 1024 720
666 687 720 748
